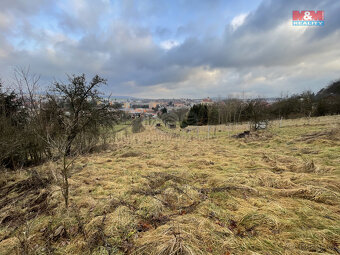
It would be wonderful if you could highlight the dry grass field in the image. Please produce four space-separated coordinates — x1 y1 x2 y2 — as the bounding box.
0 116 339 254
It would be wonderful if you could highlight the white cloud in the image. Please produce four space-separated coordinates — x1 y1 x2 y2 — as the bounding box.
160 40 180 50
231 13 248 31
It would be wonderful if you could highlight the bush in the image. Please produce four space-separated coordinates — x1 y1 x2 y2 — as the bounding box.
180 120 188 128
132 117 144 133
0 73 121 170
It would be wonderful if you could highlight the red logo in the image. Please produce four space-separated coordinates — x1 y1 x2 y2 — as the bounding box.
292 11 324 21
292 11 324 26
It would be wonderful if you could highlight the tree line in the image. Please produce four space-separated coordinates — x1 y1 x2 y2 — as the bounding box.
179 79 340 128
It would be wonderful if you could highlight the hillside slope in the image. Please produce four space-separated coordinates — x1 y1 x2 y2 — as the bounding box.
1 116 340 254
317 79 340 98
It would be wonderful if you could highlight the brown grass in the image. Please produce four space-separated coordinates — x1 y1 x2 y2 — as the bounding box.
0 115 339 254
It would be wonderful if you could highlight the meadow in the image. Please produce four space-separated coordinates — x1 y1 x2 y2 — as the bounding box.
0 115 339 254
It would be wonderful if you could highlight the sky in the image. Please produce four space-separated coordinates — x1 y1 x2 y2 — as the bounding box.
0 0 340 99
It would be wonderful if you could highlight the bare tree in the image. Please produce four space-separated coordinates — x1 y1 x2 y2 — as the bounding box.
44 134 76 209
49 74 108 156
14 66 41 115
43 74 115 208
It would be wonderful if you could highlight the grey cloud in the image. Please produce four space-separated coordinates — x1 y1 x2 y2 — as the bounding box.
0 0 51 14
166 0 340 69
0 0 339 98
155 27 172 38
57 0 111 33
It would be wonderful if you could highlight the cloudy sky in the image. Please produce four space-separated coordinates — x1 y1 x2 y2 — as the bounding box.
0 0 340 98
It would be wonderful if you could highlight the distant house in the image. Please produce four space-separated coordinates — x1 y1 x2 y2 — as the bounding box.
149 101 159 109
174 102 187 108
201 97 213 105
123 102 130 108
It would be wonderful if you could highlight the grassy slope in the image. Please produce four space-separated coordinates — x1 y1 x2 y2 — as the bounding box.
0 116 339 254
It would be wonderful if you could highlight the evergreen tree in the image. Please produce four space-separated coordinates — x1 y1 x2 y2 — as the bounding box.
186 109 197 125
198 104 208 125
161 107 167 114
180 119 188 128
208 105 219 125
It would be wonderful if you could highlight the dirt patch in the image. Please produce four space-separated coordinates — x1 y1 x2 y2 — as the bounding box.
120 151 143 158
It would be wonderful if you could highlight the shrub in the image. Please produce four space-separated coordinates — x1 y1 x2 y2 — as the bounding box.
132 117 144 133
